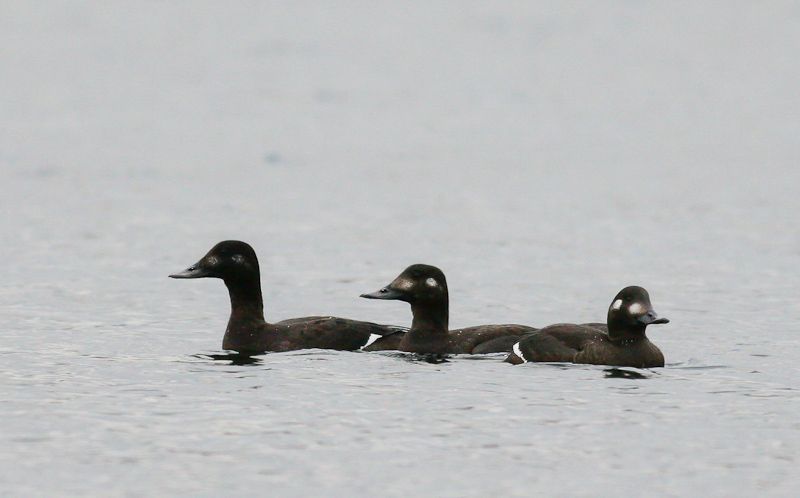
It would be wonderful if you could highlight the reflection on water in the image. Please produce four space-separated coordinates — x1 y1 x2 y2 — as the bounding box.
380 352 452 364
603 368 650 379
192 353 266 366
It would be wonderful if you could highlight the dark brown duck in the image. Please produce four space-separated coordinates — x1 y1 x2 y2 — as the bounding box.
169 240 404 354
361 264 536 354
506 285 669 368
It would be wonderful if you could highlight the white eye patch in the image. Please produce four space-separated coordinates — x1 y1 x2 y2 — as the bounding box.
232 254 245 264
395 278 414 290
207 256 219 266
425 277 439 288
628 302 644 315
611 299 622 311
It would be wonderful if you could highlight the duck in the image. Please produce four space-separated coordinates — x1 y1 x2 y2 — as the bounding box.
169 240 405 354
506 285 669 367
360 264 536 354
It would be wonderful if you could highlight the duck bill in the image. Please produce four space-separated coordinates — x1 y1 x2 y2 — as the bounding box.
169 262 212 279
360 286 405 300
638 312 669 326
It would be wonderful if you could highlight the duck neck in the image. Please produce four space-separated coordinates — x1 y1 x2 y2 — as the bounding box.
608 322 646 344
410 300 449 335
224 276 266 327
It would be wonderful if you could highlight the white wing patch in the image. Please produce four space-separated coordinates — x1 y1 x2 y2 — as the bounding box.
425 277 438 288
611 299 622 311
512 342 527 363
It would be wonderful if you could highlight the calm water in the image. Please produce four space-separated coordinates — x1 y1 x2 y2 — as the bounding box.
2 2 799 496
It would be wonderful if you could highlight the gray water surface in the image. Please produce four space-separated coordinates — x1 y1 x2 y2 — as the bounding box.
2 2 799 497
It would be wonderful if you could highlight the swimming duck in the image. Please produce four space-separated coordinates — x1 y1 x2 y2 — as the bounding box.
506 286 669 367
170 240 405 354
361 264 536 354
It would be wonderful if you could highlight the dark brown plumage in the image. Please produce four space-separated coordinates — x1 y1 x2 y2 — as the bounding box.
361 264 536 354
170 240 403 354
506 286 668 368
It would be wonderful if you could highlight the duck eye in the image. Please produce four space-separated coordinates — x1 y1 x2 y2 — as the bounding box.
232 254 245 264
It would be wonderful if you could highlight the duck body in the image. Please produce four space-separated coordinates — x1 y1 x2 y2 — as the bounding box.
506 323 664 368
170 240 403 354
223 316 403 354
365 324 535 354
361 264 536 354
506 286 669 368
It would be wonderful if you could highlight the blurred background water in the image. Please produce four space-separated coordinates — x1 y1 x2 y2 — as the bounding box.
1 1 798 496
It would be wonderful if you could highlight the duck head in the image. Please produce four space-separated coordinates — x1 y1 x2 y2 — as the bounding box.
169 240 260 284
361 264 449 332
607 285 669 340
360 264 448 304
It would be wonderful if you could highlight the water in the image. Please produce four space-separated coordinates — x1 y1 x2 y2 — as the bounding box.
2 2 799 496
